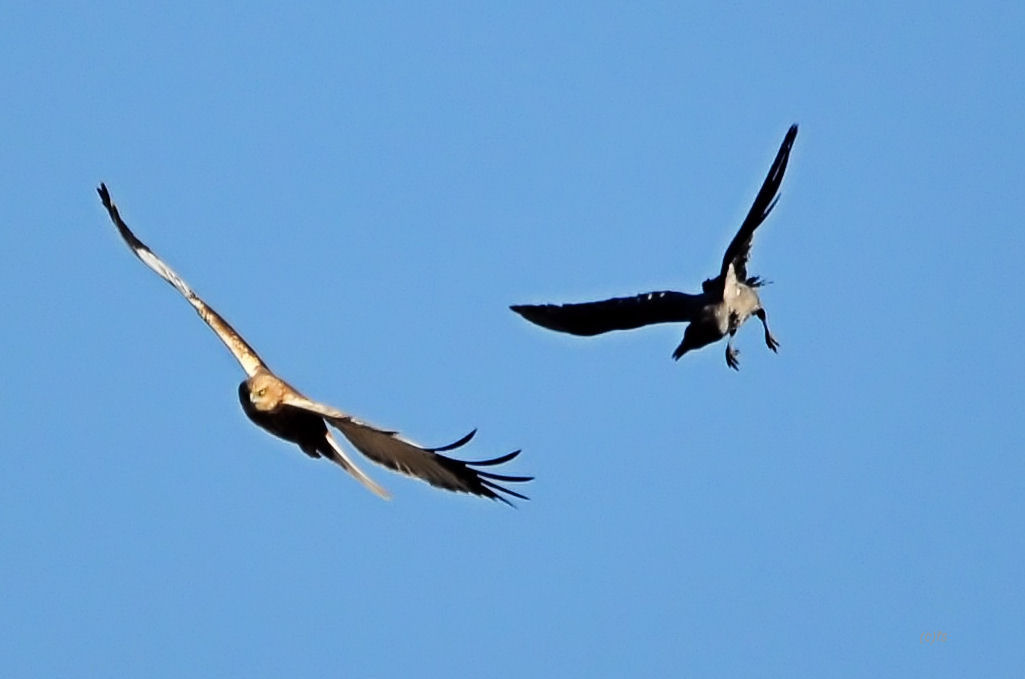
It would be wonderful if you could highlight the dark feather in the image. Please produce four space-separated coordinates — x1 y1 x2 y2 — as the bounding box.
425 428 477 452
511 291 703 336
719 124 798 281
329 417 531 505
460 449 523 467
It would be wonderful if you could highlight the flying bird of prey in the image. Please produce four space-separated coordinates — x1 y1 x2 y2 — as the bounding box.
97 184 529 504
511 124 798 370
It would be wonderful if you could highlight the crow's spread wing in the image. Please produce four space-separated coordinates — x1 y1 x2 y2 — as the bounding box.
719 124 798 281
511 290 703 336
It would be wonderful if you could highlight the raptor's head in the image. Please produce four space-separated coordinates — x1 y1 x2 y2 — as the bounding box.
246 372 286 412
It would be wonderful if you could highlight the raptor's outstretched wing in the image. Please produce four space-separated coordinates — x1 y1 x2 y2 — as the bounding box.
97 183 267 377
719 124 798 282
283 394 531 505
320 429 393 500
511 291 703 336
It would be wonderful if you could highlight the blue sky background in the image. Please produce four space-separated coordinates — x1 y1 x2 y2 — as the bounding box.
2 3 1022 677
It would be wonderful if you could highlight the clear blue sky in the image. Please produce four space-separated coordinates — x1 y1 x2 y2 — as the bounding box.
2 3 1022 677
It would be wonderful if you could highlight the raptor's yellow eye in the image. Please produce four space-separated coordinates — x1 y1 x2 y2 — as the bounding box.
257 388 267 397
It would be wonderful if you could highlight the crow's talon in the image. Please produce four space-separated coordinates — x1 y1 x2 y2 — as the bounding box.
725 345 741 370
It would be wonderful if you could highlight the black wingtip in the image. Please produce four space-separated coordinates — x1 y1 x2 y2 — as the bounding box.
489 488 529 505
465 448 522 467
780 125 798 154
510 304 550 322
510 304 548 329
426 428 477 452
509 304 573 333
478 470 534 483
459 448 532 506
481 478 531 505
97 182 111 206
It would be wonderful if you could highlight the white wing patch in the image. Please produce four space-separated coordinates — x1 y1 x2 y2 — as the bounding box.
98 183 267 377
322 431 392 499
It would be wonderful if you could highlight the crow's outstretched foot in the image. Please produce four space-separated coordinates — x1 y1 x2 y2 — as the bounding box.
725 343 741 370
754 309 779 353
